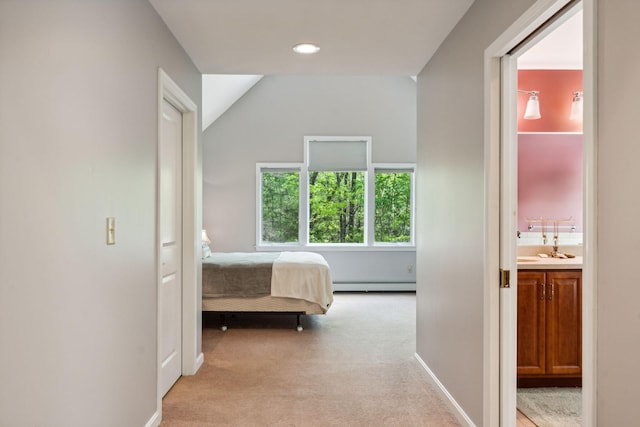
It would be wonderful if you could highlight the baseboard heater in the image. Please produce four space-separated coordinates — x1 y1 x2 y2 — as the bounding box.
332 282 416 292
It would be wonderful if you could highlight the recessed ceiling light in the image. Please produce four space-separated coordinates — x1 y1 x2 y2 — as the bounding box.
292 43 320 54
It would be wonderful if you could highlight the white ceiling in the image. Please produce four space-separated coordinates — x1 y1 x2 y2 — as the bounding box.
149 1 580 130
518 10 583 70
149 0 476 75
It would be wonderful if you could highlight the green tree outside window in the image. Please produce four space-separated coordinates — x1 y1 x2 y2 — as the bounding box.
375 172 411 243
261 171 299 243
309 171 365 243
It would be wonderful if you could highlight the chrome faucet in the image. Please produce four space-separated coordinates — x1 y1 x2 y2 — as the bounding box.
550 221 559 257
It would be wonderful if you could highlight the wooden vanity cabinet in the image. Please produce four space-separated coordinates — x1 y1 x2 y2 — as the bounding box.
517 270 582 385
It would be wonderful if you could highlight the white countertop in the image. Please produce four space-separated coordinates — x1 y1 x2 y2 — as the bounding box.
517 255 583 270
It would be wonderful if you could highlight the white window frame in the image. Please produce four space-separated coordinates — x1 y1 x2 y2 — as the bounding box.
256 136 416 251
371 164 416 247
256 163 304 247
305 136 371 248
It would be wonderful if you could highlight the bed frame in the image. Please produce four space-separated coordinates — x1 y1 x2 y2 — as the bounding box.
202 295 327 332
202 253 332 332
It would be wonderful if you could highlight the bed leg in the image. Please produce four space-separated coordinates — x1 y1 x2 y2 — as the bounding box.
220 314 228 332
296 314 303 332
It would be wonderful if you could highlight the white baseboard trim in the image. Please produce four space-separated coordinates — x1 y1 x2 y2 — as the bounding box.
415 353 476 427
183 351 204 376
332 282 416 292
193 352 204 373
145 410 161 427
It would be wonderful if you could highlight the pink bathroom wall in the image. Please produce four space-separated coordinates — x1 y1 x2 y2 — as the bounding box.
518 133 583 233
518 70 583 133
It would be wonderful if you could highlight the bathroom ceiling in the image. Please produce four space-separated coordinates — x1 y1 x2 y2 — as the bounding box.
518 10 583 70
148 0 475 75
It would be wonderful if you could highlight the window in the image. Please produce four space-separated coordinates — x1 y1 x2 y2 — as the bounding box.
374 169 413 243
258 167 300 244
306 138 369 244
309 171 365 243
257 137 414 248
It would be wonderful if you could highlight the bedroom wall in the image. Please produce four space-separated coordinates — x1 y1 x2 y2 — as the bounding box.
203 75 417 285
416 0 536 424
0 1 201 425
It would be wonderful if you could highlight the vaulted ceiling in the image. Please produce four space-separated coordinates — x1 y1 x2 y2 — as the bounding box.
148 0 582 130
149 0 476 75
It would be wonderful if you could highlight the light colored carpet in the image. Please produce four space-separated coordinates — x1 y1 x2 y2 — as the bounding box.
161 292 461 426
517 388 582 427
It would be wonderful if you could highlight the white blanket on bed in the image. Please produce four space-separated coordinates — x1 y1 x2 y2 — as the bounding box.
271 251 334 310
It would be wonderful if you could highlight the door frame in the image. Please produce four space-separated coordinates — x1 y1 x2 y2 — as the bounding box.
156 68 203 416
483 0 597 425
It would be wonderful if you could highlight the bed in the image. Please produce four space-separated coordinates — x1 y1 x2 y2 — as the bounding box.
202 251 334 331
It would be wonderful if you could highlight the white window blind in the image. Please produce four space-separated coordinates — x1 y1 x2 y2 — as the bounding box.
308 140 368 171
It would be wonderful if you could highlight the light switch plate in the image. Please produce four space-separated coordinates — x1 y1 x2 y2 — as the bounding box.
107 217 115 245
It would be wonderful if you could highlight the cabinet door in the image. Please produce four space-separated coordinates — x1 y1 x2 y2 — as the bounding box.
517 271 546 375
546 271 582 375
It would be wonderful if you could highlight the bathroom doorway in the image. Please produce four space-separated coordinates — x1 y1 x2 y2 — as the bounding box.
514 6 584 425
484 0 596 424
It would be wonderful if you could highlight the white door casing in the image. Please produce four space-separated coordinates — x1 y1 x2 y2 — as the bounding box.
484 1 596 426
159 99 183 397
155 68 203 425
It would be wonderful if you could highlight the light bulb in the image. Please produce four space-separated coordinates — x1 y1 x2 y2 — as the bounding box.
523 92 541 120
292 43 320 54
569 92 583 121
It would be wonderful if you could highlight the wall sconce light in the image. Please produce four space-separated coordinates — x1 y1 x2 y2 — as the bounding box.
569 91 583 121
519 90 541 120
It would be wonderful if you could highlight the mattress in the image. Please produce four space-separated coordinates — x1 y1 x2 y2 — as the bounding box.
202 251 334 314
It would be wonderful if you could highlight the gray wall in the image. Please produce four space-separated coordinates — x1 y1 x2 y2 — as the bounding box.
0 1 201 425
416 0 536 424
596 0 640 424
417 0 640 425
203 75 416 283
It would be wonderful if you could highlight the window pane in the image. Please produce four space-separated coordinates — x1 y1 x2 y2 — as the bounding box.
261 171 299 243
309 171 365 243
375 172 412 243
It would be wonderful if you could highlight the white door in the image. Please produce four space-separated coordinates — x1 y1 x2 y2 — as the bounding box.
159 98 183 397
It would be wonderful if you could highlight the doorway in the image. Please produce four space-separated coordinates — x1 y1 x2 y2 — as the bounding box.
484 0 596 426
156 69 203 417
513 9 584 425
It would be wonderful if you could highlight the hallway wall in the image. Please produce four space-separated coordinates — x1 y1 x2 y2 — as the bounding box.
0 1 202 425
415 0 544 424
417 0 640 425
595 0 640 423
